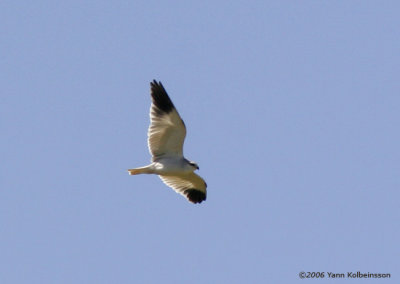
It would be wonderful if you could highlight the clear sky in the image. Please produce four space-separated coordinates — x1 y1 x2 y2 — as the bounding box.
1 1 399 283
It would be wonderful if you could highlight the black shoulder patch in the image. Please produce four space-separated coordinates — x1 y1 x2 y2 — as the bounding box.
183 189 206 204
150 80 175 114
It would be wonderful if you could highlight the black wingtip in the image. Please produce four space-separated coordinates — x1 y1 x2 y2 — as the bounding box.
184 189 206 204
150 80 175 113
150 79 162 88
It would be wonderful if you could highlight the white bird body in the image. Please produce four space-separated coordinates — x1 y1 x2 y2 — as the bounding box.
130 158 195 176
128 80 207 204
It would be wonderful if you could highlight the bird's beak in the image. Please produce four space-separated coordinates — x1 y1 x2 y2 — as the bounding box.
196 165 200 170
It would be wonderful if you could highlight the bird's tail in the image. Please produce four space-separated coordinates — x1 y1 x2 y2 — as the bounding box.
127 166 152 175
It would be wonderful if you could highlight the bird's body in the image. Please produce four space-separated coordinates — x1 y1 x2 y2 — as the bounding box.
128 80 207 204
129 157 194 176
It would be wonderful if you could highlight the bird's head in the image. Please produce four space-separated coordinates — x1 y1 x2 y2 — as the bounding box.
188 161 199 170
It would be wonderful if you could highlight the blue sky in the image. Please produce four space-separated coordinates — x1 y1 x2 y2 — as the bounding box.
1 1 399 283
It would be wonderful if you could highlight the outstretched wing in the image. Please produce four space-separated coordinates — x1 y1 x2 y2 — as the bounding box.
159 173 207 204
148 80 186 160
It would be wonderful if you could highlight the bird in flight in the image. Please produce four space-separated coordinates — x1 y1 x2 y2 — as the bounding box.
128 80 207 204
